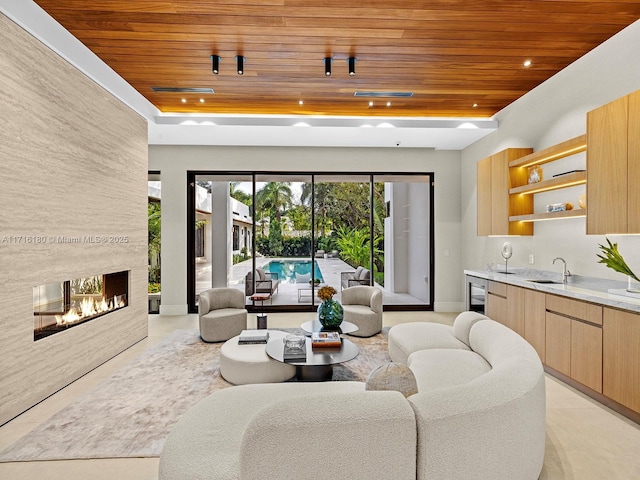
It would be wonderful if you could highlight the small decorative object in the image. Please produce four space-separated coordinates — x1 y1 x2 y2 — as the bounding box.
317 285 343 329
528 165 543 184
366 363 418 398
283 334 306 350
597 238 640 293
546 202 573 213
309 278 321 285
501 242 513 274
578 193 587 209
283 334 307 361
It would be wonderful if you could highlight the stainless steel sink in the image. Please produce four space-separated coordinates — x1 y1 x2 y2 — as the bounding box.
526 279 562 284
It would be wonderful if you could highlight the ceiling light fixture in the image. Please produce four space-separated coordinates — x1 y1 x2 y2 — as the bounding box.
210 55 220 74
181 98 187 103
347 57 357 76
523 59 532 67
369 101 374 107
324 57 332 76
386 102 391 107
298 100 304 105
200 98 205 103
472 103 478 108
236 55 245 75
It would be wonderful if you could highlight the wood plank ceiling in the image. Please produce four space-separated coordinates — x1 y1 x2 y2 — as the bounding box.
34 0 640 117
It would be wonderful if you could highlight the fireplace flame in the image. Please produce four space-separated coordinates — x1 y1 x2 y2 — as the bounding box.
55 295 125 326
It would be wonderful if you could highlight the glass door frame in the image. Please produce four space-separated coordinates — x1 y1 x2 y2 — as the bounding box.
187 171 434 314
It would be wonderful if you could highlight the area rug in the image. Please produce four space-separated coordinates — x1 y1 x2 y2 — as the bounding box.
0 328 391 462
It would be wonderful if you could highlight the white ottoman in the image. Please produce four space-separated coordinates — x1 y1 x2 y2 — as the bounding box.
220 330 296 385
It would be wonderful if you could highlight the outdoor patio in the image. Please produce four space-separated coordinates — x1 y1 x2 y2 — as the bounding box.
196 256 426 307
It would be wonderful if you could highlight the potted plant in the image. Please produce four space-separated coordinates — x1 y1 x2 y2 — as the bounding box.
597 238 640 293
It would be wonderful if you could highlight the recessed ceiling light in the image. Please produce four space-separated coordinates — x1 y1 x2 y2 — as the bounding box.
199 98 205 103
523 59 532 67
181 98 187 103
386 102 392 107
298 100 304 105
472 103 478 108
369 101 374 107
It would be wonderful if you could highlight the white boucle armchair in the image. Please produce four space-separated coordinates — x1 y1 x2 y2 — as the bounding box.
198 288 247 342
341 285 383 337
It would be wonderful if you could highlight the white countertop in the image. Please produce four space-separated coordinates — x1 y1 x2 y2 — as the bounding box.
465 269 640 314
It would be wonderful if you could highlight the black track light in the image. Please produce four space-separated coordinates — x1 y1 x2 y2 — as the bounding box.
347 57 357 76
324 57 332 76
210 55 220 75
235 55 245 75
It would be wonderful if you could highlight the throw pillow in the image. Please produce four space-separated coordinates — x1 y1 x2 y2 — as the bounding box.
256 267 266 281
365 362 418 398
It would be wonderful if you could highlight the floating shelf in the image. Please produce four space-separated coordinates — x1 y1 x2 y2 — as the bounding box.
510 208 587 223
509 134 587 168
510 171 586 195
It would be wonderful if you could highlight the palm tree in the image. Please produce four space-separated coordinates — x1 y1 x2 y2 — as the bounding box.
256 182 293 222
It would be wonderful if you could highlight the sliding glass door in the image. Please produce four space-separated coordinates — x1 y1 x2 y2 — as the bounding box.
187 172 433 313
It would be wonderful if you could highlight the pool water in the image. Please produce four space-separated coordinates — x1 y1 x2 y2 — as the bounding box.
264 259 324 284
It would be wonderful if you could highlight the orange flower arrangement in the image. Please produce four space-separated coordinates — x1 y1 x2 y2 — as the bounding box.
317 285 337 301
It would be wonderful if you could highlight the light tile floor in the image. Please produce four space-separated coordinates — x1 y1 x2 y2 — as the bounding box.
1 311 639 479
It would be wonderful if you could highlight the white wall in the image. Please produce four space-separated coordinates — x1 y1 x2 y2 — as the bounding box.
461 19 640 283
149 146 464 312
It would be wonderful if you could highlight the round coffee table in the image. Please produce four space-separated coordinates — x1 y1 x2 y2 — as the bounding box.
300 319 359 336
265 336 359 382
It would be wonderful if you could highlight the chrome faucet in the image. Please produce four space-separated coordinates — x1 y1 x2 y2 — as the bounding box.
553 257 571 283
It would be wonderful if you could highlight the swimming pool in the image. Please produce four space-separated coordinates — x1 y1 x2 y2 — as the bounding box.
263 259 324 284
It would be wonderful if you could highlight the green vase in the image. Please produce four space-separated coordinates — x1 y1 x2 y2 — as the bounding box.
317 299 344 330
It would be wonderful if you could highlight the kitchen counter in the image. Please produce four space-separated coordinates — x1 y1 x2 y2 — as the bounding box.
464 268 640 314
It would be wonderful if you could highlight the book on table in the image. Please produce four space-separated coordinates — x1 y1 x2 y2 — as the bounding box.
311 331 342 348
238 329 269 344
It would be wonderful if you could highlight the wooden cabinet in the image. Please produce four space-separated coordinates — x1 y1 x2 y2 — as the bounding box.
587 89 640 234
476 148 533 236
571 320 603 393
505 285 525 336
524 290 546 362
545 311 572 377
486 281 507 325
479 278 638 418
485 282 525 336
545 294 603 392
603 308 640 413
476 157 492 236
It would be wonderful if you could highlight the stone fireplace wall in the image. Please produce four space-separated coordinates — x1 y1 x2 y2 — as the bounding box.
0 14 148 425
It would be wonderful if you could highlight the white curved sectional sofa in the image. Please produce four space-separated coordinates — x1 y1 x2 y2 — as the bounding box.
159 312 546 480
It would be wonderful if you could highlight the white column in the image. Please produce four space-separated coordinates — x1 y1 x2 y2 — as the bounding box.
210 182 231 287
159 169 188 315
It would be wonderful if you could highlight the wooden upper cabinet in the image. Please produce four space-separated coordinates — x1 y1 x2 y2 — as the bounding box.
477 157 492 236
587 89 640 234
628 90 640 233
477 148 533 236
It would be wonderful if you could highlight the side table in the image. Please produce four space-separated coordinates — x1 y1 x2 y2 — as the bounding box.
250 293 270 329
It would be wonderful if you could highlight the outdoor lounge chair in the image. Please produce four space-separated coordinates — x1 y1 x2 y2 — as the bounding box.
340 266 371 291
245 267 279 296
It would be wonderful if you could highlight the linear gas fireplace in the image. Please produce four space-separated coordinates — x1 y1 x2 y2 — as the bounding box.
33 270 129 341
